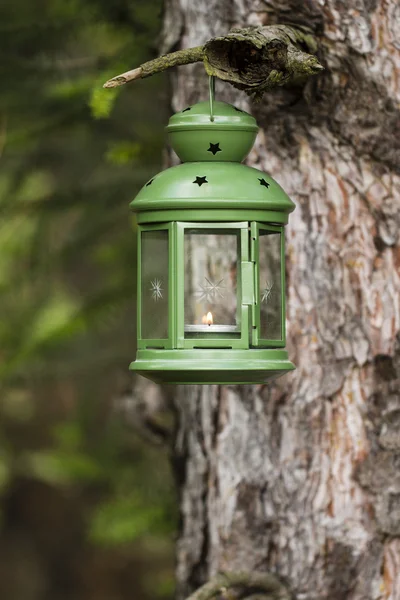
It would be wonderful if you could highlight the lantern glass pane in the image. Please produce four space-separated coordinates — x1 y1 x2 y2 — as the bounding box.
184 230 239 332
259 231 282 340
141 230 169 340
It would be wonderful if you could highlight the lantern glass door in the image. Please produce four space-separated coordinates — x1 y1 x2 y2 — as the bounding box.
177 222 249 349
184 229 239 331
139 225 171 347
251 223 285 347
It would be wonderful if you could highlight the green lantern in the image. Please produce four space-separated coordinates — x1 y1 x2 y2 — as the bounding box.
130 83 295 385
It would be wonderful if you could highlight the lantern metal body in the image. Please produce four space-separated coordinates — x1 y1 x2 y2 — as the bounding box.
129 99 295 384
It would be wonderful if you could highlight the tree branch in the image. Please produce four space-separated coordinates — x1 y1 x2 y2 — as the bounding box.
103 26 323 98
184 571 291 600
103 46 205 88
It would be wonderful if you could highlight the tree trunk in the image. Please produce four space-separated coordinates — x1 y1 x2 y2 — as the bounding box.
162 1 400 599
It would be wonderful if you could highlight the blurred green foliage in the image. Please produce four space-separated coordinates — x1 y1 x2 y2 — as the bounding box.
0 0 176 598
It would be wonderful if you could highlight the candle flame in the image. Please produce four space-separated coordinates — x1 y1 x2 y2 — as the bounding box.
202 312 213 325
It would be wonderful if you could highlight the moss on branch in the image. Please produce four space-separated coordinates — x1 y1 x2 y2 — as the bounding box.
103 25 323 98
141 46 205 78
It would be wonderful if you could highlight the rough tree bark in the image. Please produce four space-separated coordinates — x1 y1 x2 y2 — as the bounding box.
161 1 400 599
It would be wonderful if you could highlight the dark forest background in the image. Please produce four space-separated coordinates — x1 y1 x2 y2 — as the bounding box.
0 1 176 598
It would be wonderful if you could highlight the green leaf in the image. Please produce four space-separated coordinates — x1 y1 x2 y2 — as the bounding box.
106 141 141 165
28 292 78 347
89 494 167 546
89 85 120 119
25 450 105 485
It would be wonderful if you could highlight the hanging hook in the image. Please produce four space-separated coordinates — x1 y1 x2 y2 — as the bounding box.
209 76 215 122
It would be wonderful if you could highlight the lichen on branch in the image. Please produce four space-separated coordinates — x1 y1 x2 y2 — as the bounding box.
184 571 291 600
103 25 323 98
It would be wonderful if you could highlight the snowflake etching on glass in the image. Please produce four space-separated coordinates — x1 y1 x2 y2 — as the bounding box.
196 277 225 302
261 280 274 303
150 278 163 301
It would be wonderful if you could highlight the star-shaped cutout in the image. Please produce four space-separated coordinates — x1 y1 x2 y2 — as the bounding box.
207 142 221 156
258 178 270 189
193 176 208 186
145 178 154 187
182 107 192 112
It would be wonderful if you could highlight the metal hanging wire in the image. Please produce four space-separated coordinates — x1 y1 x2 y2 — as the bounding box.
209 75 215 122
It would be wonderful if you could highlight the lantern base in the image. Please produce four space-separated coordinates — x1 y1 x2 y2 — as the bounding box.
129 348 295 385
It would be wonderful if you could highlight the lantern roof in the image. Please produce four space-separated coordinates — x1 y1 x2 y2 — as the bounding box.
130 161 295 219
131 96 295 224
